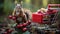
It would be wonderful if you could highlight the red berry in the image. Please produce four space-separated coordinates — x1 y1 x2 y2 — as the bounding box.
23 23 27 27
17 24 23 28
9 15 12 19
4 32 7 34
7 29 13 33
12 16 16 20
27 20 31 25
22 28 27 32
52 10 57 14
48 5 50 8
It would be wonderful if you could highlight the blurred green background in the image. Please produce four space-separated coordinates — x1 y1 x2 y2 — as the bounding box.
0 0 60 21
